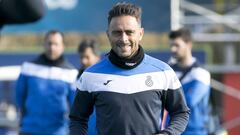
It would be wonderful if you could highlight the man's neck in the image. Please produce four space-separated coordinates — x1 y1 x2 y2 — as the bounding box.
178 54 193 68
108 45 144 69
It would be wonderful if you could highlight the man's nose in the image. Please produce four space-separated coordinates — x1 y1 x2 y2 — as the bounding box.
49 44 55 50
120 33 128 42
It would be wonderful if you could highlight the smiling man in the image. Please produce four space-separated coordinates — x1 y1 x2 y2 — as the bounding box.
69 3 190 135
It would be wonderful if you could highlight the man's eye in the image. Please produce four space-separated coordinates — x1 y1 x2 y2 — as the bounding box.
112 31 121 35
126 31 134 35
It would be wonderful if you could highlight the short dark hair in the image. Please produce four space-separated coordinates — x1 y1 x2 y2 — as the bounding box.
108 2 142 25
78 39 100 56
169 28 192 43
44 30 64 43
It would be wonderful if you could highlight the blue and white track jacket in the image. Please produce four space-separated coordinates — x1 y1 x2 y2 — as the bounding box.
16 55 78 135
70 54 190 135
170 58 211 135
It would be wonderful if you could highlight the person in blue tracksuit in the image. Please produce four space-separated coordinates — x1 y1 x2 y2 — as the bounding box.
77 39 100 135
69 3 190 135
168 28 211 135
77 39 100 78
16 30 78 135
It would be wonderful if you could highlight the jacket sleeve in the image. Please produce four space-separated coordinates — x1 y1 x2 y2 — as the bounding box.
67 69 79 106
159 88 190 135
69 90 94 135
184 70 211 108
67 83 77 106
159 69 190 135
15 73 28 115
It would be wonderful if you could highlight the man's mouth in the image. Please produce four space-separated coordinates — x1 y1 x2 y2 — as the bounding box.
119 45 131 52
117 43 131 48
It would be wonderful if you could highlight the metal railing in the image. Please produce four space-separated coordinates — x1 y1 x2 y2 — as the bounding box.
211 78 240 130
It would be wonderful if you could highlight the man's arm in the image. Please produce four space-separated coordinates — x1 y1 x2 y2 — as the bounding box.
184 80 210 108
67 83 77 106
184 69 211 108
69 89 94 135
158 69 190 135
15 73 28 115
159 88 190 135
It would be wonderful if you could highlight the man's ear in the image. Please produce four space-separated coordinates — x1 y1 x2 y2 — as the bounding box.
106 29 110 38
139 28 144 41
62 43 65 50
107 29 113 41
188 41 193 49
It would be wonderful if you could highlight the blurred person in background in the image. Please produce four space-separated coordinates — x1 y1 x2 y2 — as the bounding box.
69 3 189 135
77 39 100 78
77 39 100 135
16 30 78 135
168 28 211 135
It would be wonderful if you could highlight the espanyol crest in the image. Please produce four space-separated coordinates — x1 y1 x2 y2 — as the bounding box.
145 76 153 87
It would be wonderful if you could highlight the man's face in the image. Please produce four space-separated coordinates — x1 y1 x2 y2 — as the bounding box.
44 33 64 60
170 37 191 61
80 47 99 68
107 15 144 58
